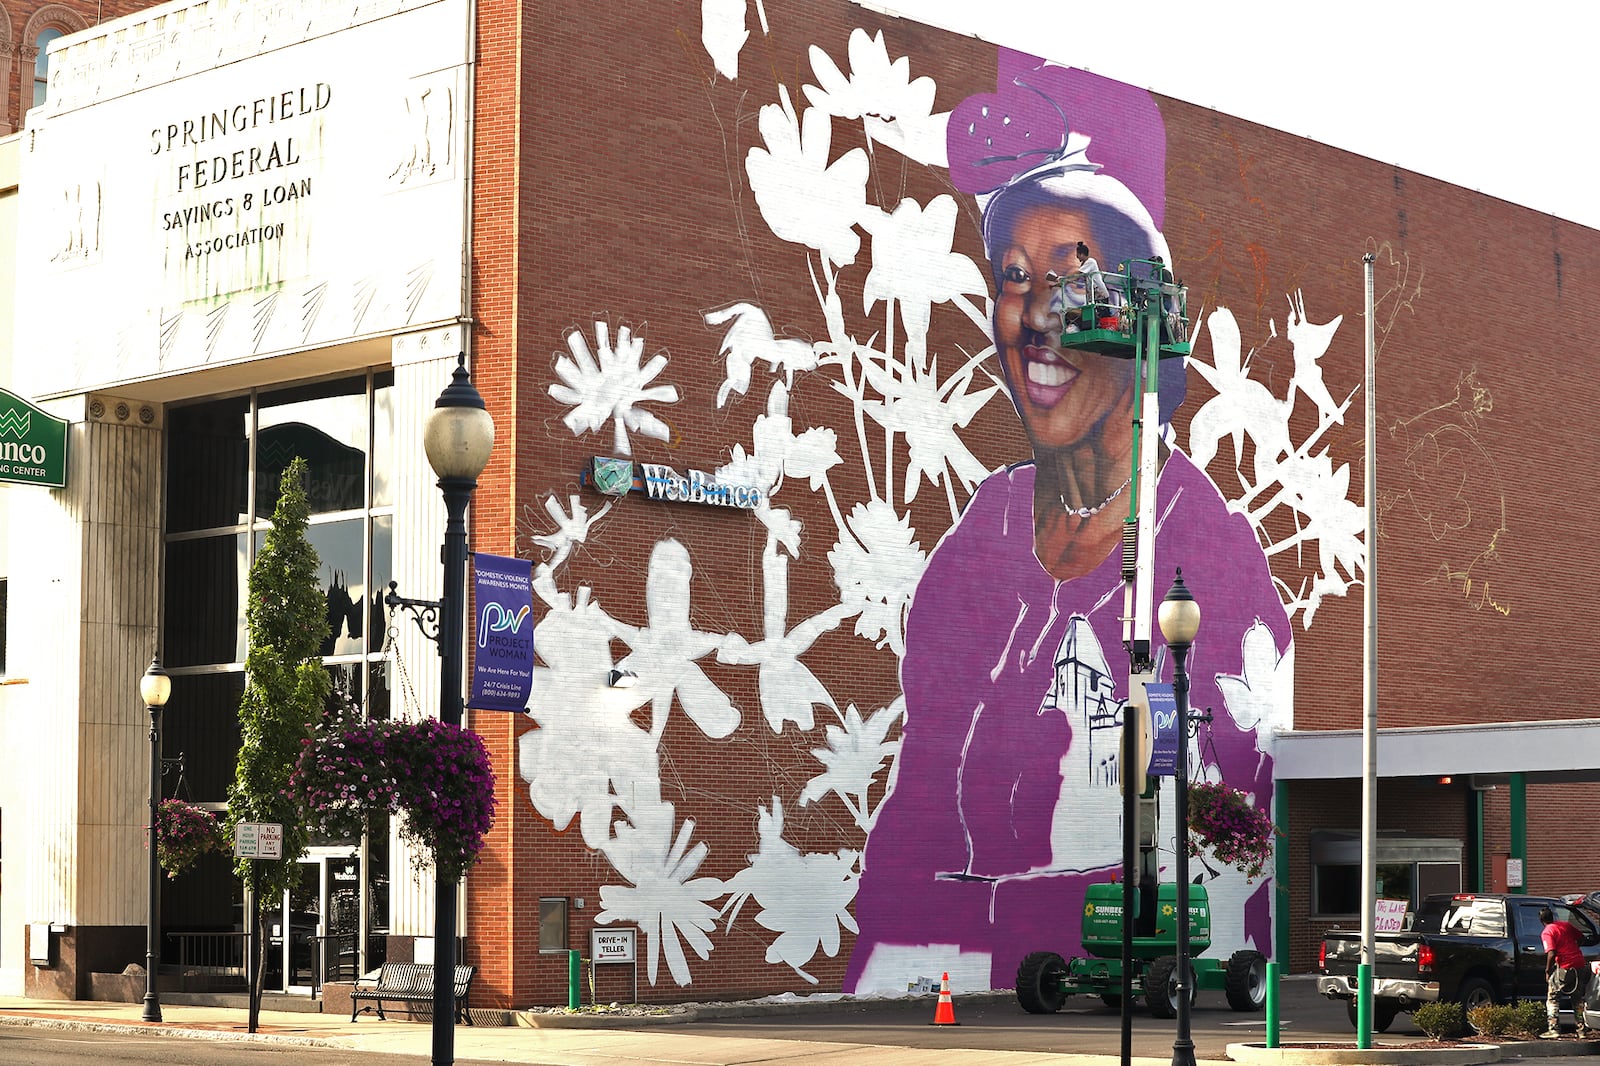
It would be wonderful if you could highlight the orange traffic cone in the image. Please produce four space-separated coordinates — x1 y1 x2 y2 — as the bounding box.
930 971 960 1026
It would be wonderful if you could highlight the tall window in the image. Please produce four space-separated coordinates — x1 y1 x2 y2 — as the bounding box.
162 369 395 795
33 28 63 110
159 370 394 958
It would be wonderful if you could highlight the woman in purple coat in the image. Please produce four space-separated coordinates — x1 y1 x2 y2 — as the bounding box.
844 67 1289 995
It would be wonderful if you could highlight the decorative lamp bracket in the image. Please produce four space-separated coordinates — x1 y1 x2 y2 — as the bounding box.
385 581 443 647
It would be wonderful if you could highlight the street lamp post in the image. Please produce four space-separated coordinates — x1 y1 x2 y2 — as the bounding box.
140 655 172 1024
386 353 495 1066
1158 571 1201 1066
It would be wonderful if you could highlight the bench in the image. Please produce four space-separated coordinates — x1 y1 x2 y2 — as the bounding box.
350 962 475 1024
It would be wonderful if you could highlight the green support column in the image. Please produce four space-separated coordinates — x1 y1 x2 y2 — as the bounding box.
1510 773 1527 891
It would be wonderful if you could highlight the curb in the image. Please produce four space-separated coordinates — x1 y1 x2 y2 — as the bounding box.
1226 1042 1501 1065
515 989 1019 1027
0 1012 336 1049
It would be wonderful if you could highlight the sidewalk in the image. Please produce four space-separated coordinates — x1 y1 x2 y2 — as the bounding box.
0 994 1198 1065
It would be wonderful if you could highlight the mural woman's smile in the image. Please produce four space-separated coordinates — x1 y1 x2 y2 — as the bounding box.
1021 343 1079 408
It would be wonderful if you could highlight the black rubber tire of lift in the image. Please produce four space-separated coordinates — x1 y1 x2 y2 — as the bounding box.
1225 949 1268 1012
1145 956 1179 1019
1016 951 1069 1014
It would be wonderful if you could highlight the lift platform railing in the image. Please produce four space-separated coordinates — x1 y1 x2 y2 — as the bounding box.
1049 258 1190 352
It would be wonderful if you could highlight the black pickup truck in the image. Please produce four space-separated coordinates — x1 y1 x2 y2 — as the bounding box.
1317 892 1600 1032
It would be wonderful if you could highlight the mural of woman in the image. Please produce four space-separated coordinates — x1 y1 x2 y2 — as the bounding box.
844 59 1292 995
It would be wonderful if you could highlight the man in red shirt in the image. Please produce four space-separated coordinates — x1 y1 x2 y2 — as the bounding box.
1539 907 1593 1039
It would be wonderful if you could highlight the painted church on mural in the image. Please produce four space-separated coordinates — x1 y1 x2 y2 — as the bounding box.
0 0 1596 1010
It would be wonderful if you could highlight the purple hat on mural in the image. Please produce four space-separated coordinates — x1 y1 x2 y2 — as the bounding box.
948 51 1183 423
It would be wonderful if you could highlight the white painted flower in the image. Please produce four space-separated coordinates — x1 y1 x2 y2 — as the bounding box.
719 798 860 984
1214 621 1295 750
700 0 747 81
548 322 679 457
803 28 950 166
717 382 842 497
746 85 871 268
705 303 821 408
827 500 927 656
615 540 740 741
517 587 660 848
798 698 903 830
859 196 987 361
855 350 998 507
523 494 612 570
598 803 723 986
719 548 851 732
1265 450 1365 626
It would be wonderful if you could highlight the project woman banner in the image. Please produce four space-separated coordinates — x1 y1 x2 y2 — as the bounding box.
470 553 534 712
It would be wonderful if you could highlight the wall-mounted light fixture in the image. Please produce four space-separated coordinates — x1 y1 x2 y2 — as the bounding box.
606 668 638 689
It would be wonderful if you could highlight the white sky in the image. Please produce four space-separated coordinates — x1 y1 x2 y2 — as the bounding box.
872 0 1600 231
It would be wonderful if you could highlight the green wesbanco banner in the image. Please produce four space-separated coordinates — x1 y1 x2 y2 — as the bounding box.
0 388 68 488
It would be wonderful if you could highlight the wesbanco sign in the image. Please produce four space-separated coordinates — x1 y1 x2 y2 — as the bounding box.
0 389 68 488
587 456 762 511
640 464 762 510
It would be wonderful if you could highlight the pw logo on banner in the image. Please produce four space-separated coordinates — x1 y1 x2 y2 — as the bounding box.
468 553 535 712
478 602 530 645
0 409 30 437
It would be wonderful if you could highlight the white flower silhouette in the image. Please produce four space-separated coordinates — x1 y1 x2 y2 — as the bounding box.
718 382 842 496
859 196 987 363
803 28 950 166
518 587 660 848
719 547 851 732
522 494 612 571
828 500 927 656
598 803 723 986
1214 620 1295 751
700 0 747 81
705 303 820 408
856 350 998 511
798 698 903 831
746 85 871 268
548 322 679 456
719 798 860 984
615 540 740 741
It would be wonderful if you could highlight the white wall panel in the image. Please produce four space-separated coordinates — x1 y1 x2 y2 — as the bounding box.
383 339 463 936
7 398 162 932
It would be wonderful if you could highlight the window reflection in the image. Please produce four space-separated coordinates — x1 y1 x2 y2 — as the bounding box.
366 660 392 722
370 515 393 649
373 373 394 507
162 672 247 801
164 534 250 667
167 397 249 532
306 520 367 657
257 379 368 516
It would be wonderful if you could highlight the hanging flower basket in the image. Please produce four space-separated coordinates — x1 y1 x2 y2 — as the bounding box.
155 799 227 879
1186 781 1278 881
290 718 496 882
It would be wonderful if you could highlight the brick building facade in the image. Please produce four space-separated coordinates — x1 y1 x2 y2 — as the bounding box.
3 0 1596 1011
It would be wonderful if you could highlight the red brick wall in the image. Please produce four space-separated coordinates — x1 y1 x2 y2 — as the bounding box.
458 0 1600 1005
462 0 525 1012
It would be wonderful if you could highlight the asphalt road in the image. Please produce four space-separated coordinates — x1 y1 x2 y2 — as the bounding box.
679 977 1409 1060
